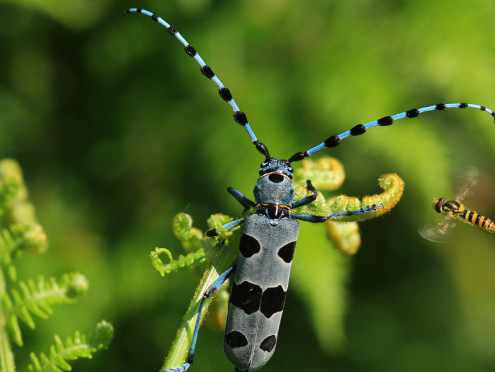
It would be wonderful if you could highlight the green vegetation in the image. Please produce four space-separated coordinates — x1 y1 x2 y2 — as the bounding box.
0 1 494 372
0 160 112 372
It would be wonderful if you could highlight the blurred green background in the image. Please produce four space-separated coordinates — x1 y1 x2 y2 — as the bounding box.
1 0 495 371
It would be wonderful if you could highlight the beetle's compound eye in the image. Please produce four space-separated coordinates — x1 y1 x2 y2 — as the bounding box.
268 173 285 183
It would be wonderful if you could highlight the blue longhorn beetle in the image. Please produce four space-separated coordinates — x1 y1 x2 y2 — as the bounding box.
127 7 495 372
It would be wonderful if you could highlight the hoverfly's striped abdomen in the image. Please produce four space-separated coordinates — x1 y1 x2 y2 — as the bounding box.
225 214 299 371
459 208 495 233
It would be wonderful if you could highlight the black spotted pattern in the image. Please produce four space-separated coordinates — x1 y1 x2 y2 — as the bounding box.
219 88 233 101
185 45 196 56
260 286 286 318
260 335 277 352
234 111 248 125
460 103 468 108
239 234 261 258
277 242 295 263
288 151 308 162
230 281 262 314
378 116 393 126
200 65 214 79
324 135 340 147
225 331 248 348
350 124 366 136
436 103 446 110
406 108 419 118
167 25 177 35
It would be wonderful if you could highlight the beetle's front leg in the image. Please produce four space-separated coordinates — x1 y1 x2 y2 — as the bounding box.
227 187 256 210
291 204 382 223
291 180 318 209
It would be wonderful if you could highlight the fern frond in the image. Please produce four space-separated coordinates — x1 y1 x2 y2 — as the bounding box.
172 213 204 253
0 225 48 281
27 320 114 372
294 157 346 191
326 221 361 255
2 273 89 346
150 247 206 276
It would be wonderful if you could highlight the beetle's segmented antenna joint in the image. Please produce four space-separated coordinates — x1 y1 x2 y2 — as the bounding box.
288 102 495 161
127 7 271 157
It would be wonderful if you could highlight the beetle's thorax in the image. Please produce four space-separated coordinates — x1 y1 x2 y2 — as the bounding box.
254 158 294 219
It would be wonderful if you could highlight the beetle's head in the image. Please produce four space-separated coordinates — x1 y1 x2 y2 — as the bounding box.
259 158 293 178
254 158 294 205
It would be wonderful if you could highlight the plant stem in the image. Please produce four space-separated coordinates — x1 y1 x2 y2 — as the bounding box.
0 268 15 372
162 265 223 370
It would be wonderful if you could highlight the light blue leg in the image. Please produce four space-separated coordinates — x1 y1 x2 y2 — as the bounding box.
291 204 382 223
162 267 235 372
206 218 244 237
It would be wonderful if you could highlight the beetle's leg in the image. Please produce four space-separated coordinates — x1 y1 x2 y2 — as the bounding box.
162 266 235 372
291 180 318 209
291 204 382 223
227 187 256 210
206 218 244 237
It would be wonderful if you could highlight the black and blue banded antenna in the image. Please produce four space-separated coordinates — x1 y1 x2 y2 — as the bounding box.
288 103 495 162
127 7 271 160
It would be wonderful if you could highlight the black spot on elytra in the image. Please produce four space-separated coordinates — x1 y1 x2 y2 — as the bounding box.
239 234 261 258
260 286 286 318
230 281 262 314
277 242 295 263
260 335 277 352
225 331 248 348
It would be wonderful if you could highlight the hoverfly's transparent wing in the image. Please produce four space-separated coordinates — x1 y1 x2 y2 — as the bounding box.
455 166 479 203
419 216 457 243
419 166 479 243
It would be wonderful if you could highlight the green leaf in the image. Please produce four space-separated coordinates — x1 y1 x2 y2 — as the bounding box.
150 247 206 277
2 273 89 346
27 321 114 372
